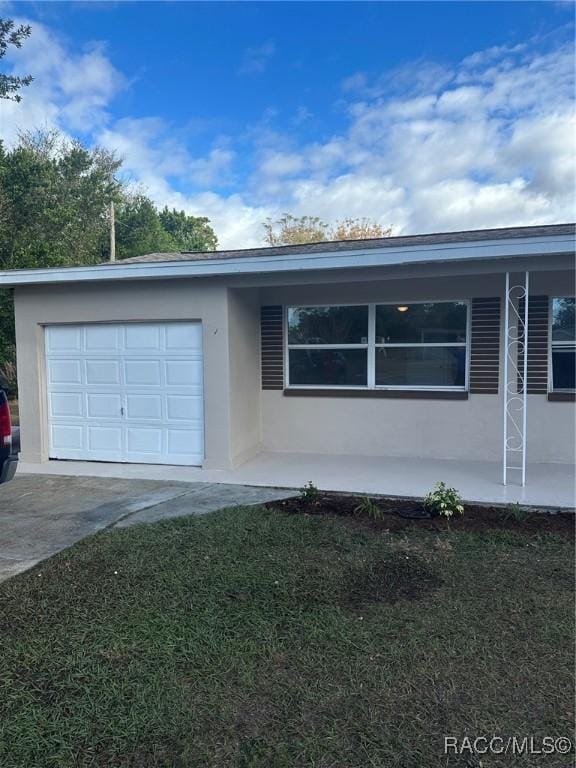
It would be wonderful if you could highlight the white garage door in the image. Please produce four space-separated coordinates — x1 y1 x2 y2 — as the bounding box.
45 322 204 465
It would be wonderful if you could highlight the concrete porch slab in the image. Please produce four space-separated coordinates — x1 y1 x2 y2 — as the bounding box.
17 451 576 509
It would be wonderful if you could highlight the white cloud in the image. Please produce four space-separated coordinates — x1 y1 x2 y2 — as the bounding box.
0 19 125 142
1 18 573 250
260 152 305 177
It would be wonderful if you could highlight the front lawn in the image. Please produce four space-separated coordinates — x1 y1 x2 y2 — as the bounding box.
0 504 573 767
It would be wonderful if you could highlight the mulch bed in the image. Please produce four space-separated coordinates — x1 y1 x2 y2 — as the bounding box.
266 493 575 538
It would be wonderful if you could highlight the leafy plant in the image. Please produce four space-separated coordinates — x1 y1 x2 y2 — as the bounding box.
0 19 33 102
505 502 531 524
424 482 464 519
354 496 383 520
0 355 17 394
299 481 320 502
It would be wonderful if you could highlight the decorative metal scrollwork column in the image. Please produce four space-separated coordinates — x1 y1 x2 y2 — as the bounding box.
502 272 529 486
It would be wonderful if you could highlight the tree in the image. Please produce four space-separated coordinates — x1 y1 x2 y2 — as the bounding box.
263 213 392 246
0 19 32 101
0 130 122 271
115 195 178 260
0 129 220 370
330 217 392 241
263 214 328 246
158 207 218 251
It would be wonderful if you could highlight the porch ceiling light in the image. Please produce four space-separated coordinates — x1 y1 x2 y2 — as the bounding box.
397 305 409 312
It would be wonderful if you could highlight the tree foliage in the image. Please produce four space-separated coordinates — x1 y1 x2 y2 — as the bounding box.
263 214 328 246
0 130 219 367
263 214 392 246
159 207 218 252
0 131 122 271
115 195 177 260
0 19 33 101
331 217 392 241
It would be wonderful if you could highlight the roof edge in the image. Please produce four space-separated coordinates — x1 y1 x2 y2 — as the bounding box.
0 226 573 287
119 223 576 265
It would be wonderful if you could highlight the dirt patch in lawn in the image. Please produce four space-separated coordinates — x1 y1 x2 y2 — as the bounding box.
344 552 443 608
266 493 575 537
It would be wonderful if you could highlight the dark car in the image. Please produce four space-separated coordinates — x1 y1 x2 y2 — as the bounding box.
0 389 17 484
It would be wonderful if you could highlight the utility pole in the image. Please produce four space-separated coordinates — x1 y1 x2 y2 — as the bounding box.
109 200 116 261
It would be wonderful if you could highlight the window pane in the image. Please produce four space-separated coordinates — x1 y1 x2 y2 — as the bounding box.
552 346 575 390
289 349 367 386
375 346 466 387
288 306 368 345
552 298 575 342
375 302 467 344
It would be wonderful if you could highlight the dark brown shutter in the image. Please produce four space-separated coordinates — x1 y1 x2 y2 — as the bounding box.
469 297 501 394
261 305 284 390
518 295 549 394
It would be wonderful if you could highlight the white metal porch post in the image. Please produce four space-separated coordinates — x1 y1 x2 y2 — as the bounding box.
502 271 529 486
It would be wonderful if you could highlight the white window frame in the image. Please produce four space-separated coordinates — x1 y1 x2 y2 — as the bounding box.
549 296 576 393
285 299 470 391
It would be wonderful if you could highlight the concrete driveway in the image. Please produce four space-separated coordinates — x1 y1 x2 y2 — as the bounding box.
0 475 294 583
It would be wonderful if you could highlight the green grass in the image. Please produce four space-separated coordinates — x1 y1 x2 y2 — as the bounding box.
0 507 573 767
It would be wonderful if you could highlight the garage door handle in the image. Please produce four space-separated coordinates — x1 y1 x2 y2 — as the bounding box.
120 407 125 416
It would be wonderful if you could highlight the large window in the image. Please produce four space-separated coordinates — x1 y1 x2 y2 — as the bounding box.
287 306 368 386
287 301 468 389
551 297 575 391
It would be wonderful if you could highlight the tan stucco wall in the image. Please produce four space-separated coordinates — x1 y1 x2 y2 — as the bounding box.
12 264 575 470
14 279 235 469
227 288 262 464
259 271 576 464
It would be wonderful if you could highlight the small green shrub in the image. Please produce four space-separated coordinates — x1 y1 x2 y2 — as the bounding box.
505 502 531 523
299 481 320 502
354 496 383 520
424 482 464 519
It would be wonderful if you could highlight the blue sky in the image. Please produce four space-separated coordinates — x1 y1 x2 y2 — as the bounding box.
1 1 574 247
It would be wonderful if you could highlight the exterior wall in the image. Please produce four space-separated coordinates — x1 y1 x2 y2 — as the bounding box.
259 271 575 464
14 279 234 469
12 263 575 471
227 288 262 465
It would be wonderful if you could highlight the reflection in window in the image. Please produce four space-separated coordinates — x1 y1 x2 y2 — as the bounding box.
289 349 368 386
288 306 368 345
376 347 466 387
286 301 469 389
551 298 575 391
375 302 467 344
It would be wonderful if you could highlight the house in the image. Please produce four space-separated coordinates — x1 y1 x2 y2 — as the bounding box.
1 223 574 489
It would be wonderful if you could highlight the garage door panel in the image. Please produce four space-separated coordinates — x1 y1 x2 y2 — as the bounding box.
126 394 163 420
48 359 82 385
125 324 161 351
126 427 162 454
46 322 204 466
49 392 84 418
51 424 84 450
85 326 120 351
165 360 202 386
88 426 122 452
125 360 161 385
166 395 202 421
86 360 121 385
87 393 122 419
167 429 203 457
46 326 82 352
166 323 201 350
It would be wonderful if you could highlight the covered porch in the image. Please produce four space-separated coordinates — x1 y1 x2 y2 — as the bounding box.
16 452 575 509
